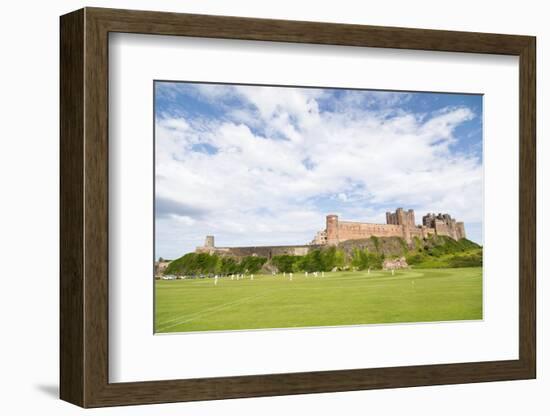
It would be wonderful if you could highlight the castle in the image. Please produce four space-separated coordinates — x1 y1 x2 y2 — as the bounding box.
196 208 466 258
311 208 465 245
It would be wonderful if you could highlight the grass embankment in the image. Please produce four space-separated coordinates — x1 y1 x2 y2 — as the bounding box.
406 236 482 268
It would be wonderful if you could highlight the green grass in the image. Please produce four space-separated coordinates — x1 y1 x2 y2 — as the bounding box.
155 267 482 333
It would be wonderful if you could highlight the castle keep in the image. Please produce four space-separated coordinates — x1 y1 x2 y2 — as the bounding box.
197 208 466 257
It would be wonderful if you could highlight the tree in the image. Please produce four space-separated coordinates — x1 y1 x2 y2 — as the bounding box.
351 248 383 270
271 255 298 273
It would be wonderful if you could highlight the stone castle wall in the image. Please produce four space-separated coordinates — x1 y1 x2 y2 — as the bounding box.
196 243 319 259
326 216 404 245
326 208 464 245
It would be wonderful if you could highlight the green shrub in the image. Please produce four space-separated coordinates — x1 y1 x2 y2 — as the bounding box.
424 237 480 257
240 256 268 273
272 248 347 272
406 253 426 265
351 248 383 270
271 255 299 273
448 252 483 268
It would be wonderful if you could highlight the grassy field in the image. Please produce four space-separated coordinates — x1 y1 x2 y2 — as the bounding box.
155 268 482 333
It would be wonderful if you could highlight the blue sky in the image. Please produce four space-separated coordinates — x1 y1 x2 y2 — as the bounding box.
155 81 483 259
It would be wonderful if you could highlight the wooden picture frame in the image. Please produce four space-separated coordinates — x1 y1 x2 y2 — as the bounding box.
60 7 536 408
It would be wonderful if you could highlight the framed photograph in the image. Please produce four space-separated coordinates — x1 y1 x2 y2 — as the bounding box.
60 7 536 407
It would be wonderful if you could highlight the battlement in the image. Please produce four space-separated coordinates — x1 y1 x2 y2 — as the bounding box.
204 235 215 248
422 212 465 240
386 208 415 228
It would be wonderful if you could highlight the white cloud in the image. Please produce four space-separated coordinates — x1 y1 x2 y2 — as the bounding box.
155 86 482 258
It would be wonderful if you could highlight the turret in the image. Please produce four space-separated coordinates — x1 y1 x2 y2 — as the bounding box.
204 235 215 248
326 214 339 245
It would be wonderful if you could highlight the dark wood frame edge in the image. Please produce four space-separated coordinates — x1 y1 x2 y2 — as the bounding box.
60 7 536 408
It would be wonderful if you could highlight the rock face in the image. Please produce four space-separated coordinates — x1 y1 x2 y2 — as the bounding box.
338 236 408 257
382 257 409 270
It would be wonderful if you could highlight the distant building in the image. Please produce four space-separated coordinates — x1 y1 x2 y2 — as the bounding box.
421 212 466 240
154 259 171 278
320 208 465 245
310 229 327 245
194 208 466 259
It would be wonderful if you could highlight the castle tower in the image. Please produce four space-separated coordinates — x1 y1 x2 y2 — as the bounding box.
204 235 215 248
396 208 405 225
387 208 415 227
450 219 457 240
326 214 339 245
456 222 466 240
422 213 436 227
407 209 415 227
401 224 412 243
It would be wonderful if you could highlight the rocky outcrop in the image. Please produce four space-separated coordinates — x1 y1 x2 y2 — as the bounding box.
337 236 409 257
